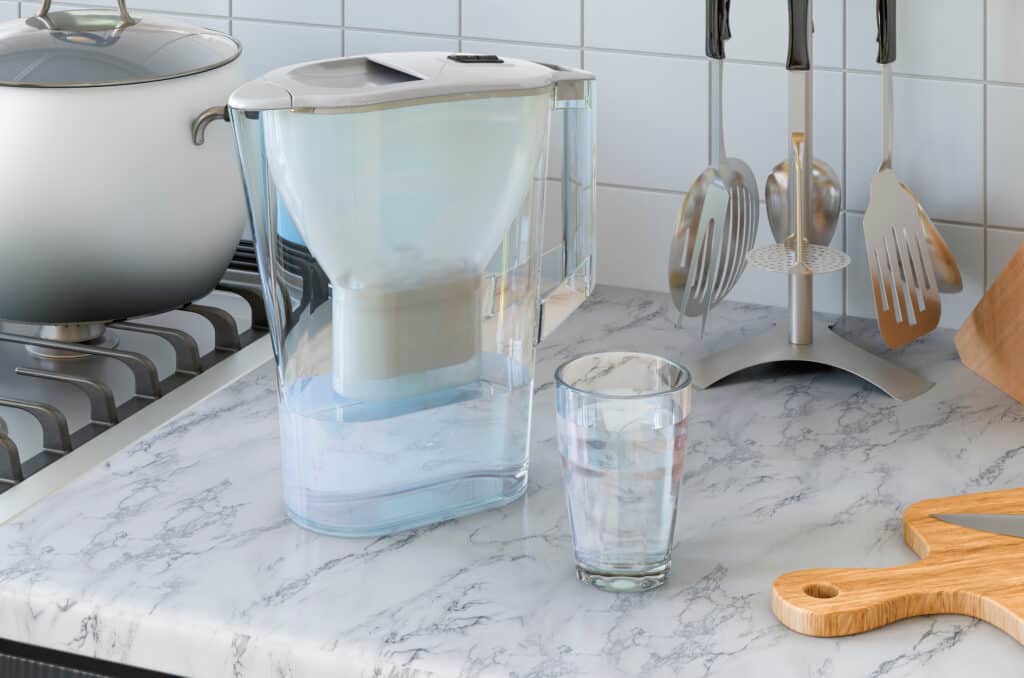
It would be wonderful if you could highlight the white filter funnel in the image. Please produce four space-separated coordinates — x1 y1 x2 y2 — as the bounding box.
261 82 550 400
263 93 549 290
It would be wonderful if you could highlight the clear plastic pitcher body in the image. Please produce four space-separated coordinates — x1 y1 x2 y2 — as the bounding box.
230 54 595 536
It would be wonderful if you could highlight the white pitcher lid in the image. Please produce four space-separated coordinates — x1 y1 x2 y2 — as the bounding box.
229 52 593 112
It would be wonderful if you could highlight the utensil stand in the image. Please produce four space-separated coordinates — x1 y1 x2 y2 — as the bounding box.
688 270 933 401
687 0 932 402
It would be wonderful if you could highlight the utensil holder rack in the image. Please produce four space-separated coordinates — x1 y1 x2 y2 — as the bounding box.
687 0 932 402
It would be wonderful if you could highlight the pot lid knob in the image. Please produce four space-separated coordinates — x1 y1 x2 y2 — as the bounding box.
36 0 136 29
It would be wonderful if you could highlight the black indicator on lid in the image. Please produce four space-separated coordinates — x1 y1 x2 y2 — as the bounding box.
447 54 504 64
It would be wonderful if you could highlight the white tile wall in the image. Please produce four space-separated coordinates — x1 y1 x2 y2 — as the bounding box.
345 30 458 58
987 0 1024 84
234 0 340 26
232 20 341 79
6 0 1020 330
463 0 580 46
987 228 1024 290
846 73 985 223
987 85 1024 229
586 50 707 192
584 0 702 56
847 0 984 78
347 0 458 36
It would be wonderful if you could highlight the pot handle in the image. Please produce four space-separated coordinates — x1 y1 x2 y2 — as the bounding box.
38 0 136 26
192 106 230 146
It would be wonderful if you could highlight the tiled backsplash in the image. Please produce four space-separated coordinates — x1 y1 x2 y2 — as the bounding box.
5 0 1023 329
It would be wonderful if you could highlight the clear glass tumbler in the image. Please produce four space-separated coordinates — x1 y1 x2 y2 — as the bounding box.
555 352 691 592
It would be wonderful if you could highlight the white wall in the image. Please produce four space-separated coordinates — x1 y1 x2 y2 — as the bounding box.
5 0 1022 329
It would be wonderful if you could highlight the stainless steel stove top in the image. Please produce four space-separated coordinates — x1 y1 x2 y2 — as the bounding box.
0 241 272 522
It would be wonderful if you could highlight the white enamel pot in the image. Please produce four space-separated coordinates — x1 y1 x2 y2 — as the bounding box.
0 1 246 324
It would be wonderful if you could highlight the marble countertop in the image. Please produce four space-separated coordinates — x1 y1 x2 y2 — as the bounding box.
0 286 1022 677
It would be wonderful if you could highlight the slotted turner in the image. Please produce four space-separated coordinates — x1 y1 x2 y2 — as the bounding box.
863 0 940 349
677 179 730 335
668 0 758 337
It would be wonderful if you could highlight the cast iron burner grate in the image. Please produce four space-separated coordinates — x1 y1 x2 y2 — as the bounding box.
0 241 268 491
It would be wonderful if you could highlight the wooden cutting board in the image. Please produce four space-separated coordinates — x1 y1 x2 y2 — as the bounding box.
772 488 1024 642
956 243 1024 404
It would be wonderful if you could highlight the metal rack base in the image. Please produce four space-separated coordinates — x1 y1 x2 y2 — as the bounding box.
689 320 933 401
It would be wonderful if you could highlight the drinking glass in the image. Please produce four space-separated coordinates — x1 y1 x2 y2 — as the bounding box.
555 352 691 592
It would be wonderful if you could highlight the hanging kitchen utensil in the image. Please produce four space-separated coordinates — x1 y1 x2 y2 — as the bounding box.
863 0 941 349
668 0 758 334
774 487 1024 644
745 19 851 298
764 155 842 247
761 1 842 248
749 133 851 276
685 0 932 402
955 241 1024 404
676 179 730 337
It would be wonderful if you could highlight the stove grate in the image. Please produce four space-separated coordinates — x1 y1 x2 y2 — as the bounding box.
0 242 268 490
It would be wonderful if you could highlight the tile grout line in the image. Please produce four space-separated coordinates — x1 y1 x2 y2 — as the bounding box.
843 208 991 230
579 0 584 66
340 0 345 55
841 0 848 318
342 25 461 41
598 182 685 197
983 0 989 290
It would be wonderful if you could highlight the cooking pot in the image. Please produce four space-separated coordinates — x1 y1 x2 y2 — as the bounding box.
0 0 246 327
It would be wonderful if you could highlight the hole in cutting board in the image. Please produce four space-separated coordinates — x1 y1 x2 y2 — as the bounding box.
803 583 839 599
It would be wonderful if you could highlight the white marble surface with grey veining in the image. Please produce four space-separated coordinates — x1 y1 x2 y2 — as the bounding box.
0 286 1022 677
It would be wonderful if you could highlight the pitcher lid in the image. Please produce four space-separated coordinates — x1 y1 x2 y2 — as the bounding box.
0 3 239 87
228 52 594 112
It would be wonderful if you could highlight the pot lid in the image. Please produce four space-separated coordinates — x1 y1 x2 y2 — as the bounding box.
229 52 594 112
0 1 240 87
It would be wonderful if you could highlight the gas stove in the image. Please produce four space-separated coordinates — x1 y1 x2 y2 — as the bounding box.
0 241 272 522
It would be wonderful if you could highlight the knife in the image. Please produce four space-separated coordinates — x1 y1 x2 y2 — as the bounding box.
932 513 1024 539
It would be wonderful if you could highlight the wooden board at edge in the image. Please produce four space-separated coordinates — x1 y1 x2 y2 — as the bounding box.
956 242 1024 404
772 488 1024 642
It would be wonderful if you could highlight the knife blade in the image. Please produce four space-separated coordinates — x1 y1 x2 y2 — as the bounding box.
931 513 1024 539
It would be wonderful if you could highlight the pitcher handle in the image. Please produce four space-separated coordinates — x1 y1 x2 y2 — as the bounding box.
537 66 597 344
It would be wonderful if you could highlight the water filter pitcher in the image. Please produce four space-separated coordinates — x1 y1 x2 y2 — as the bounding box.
229 53 595 536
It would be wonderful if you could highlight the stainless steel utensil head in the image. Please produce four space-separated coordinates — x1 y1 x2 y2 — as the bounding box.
903 185 963 294
671 175 730 320
863 169 941 349
669 168 756 320
717 158 760 301
765 158 842 247
932 513 1024 539
747 242 850 275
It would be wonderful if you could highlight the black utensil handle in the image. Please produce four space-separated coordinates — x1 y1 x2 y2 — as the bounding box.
706 0 727 59
877 0 896 64
787 0 811 71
